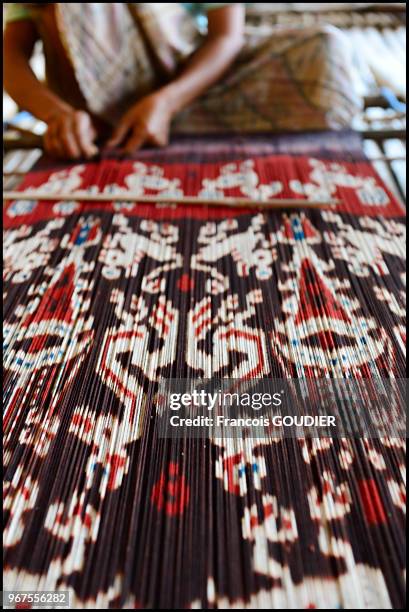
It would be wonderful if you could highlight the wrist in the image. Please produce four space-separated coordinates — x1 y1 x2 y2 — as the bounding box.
157 84 184 115
42 102 75 125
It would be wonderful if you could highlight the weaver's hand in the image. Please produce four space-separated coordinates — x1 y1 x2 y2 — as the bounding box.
44 110 98 160
107 93 173 153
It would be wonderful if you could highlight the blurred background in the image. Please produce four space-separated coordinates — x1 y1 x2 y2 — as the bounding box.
3 2 406 200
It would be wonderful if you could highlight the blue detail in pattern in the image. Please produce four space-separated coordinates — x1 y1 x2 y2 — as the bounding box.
292 218 304 241
75 224 90 245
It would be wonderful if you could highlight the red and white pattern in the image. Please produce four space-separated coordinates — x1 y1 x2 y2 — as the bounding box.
3 152 406 608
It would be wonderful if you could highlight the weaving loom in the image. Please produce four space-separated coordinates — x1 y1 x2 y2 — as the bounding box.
3 1 407 609
3 130 406 608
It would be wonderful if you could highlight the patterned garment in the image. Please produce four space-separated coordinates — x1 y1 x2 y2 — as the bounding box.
3 134 406 608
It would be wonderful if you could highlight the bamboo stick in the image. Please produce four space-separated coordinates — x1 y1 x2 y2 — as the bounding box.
3 190 338 209
3 170 29 176
368 155 407 162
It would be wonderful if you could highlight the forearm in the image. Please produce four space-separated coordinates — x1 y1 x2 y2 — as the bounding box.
4 20 73 123
4 58 72 122
162 32 243 114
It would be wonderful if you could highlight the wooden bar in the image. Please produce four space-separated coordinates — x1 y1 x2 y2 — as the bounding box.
367 155 406 162
3 190 338 210
3 170 29 176
3 136 43 151
359 128 406 140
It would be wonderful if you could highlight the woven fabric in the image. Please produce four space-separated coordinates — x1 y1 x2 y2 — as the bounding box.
174 25 362 133
3 135 406 608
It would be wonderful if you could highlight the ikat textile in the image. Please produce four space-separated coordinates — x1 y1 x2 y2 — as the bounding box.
3 134 406 608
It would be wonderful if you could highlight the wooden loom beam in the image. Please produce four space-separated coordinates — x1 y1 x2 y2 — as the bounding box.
3 190 338 210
